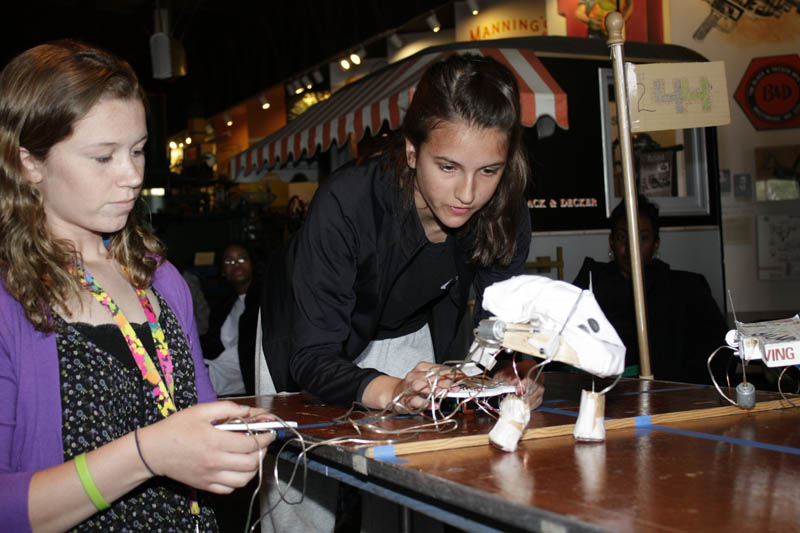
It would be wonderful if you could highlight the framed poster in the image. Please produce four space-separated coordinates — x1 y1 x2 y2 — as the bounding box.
637 149 675 196
755 145 800 201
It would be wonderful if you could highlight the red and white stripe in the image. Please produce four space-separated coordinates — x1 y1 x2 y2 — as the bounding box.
231 46 568 179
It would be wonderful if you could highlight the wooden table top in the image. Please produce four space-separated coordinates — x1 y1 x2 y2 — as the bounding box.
245 372 800 532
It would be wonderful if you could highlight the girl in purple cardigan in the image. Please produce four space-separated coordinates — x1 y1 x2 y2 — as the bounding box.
0 41 273 532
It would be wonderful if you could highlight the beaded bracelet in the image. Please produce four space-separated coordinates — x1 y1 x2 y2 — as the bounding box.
74 452 110 511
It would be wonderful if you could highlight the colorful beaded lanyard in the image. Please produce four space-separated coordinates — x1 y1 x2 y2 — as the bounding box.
68 262 176 417
68 262 201 522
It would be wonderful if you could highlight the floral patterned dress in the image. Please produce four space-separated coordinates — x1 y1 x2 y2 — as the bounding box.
57 289 218 532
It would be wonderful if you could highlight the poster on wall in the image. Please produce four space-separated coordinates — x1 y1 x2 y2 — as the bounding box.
734 55 800 131
556 0 664 42
755 145 800 201
691 0 800 42
757 214 800 280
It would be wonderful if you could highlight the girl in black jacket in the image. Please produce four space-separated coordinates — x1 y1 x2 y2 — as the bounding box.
258 54 544 412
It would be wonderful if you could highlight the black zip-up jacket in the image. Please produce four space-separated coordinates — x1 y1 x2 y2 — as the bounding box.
573 257 727 383
259 156 531 406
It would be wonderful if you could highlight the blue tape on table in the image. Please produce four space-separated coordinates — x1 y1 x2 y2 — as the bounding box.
371 445 409 463
537 406 579 417
644 424 800 455
616 385 708 397
538 400 800 455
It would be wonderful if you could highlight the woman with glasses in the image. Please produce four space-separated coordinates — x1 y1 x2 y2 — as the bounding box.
202 244 260 395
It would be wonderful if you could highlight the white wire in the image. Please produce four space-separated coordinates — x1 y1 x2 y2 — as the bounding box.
707 345 738 406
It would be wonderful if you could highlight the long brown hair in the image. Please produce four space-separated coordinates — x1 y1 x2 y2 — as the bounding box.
391 53 529 267
0 40 164 332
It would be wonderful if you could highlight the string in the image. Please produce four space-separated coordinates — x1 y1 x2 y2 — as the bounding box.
244 357 549 531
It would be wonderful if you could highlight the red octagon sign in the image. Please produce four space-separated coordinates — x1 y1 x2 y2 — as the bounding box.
734 54 800 130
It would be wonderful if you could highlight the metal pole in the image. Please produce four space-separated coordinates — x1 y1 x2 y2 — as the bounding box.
605 12 653 380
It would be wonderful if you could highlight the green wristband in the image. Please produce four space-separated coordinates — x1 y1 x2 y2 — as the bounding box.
74 452 110 511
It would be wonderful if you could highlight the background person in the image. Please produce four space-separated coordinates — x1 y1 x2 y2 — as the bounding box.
202 243 260 396
0 41 273 532
573 194 728 383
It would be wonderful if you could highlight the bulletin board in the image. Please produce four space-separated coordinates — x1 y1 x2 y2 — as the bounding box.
757 214 800 280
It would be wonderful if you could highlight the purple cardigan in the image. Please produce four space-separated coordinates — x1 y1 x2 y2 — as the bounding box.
0 261 215 532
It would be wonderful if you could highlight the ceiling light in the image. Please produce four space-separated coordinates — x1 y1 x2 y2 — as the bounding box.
426 12 441 32
302 75 313 89
223 113 232 127
350 51 361 66
185 136 192 144
294 80 304 94
312 69 324 83
169 141 178 149
466 0 479 15
259 94 271 109
178 142 184 148
340 58 351 70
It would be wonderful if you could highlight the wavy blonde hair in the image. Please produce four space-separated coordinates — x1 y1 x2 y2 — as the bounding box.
0 40 164 332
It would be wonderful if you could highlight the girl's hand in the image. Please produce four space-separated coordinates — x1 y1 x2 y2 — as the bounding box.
390 362 462 412
493 359 545 409
137 401 275 494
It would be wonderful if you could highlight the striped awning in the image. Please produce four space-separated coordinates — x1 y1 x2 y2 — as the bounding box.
230 44 568 179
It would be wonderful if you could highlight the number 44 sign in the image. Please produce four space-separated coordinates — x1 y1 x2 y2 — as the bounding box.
734 54 800 131
625 61 731 133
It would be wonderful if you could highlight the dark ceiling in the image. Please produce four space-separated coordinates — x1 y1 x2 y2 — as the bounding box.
5 0 451 135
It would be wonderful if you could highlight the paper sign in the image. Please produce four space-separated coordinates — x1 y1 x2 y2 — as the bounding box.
626 61 731 132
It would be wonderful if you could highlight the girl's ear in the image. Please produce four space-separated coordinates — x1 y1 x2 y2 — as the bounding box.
404 137 417 170
19 147 44 184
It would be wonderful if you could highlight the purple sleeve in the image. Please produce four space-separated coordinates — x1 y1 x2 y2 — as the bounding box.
0 291 34 531
153 262 216 404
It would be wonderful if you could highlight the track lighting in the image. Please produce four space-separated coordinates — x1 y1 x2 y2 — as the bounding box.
426 12 441 32
259 94 270 110
388 32 403 48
